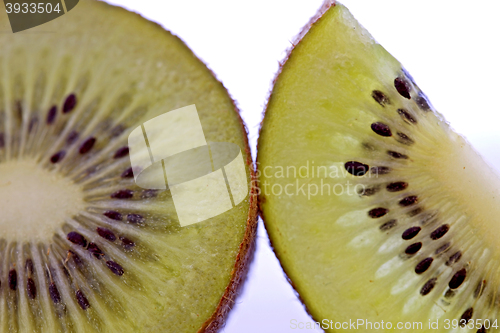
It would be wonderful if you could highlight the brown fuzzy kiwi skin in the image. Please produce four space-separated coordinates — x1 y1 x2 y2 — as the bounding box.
256 0 336 326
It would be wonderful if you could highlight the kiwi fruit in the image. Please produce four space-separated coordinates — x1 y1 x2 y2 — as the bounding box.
258 1 499 332
0 1 257 332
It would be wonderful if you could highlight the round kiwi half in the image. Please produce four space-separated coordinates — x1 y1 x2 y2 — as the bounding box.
258 1 499 332
0 1 257 332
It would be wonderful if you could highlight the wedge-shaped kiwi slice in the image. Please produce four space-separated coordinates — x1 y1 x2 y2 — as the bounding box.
259 1 499 332
0 1 256 332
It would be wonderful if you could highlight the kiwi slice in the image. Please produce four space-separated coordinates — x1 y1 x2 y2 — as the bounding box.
0 1 257 332
258 1 499 331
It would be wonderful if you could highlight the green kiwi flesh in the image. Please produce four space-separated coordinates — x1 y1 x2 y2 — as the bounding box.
0 1 257 332
258 1 500 332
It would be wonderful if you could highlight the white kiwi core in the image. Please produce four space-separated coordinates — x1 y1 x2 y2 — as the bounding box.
0 160 84 241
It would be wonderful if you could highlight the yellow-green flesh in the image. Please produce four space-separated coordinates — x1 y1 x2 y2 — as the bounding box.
259 3 500 332
0 1 253 332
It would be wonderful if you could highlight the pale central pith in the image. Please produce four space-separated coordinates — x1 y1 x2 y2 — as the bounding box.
0 160 85 241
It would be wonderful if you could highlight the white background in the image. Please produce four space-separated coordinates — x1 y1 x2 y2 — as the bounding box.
104 1 500 332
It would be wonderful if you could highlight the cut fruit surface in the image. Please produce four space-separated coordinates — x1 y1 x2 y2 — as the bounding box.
0 1 256 332
258 1 500 332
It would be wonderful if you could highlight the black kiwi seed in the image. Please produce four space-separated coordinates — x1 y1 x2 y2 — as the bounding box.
396 132 414 145
435 242 451 255
67 131 79 144
114 146 130 159
387 151 408 159
370 166 391 175
79 137 96 154
368 207 388 218
8 269 17 290
0 133 4 148
371 122 392 137
379 219 397 231
460 308 474 327
127 213 144 224
63 93 77 113
407 208 422 217
344 161 369 176
358 185 380 197
449 268 467 289
76 289 90 310
362 142 376 151
420 213 436 225
46 105 57 124
386 181 408 192
106 261 125 276
121 237 135 250
27 278 36 299
111 124 126 137
444 289 457 300
397 108 417 124
430 224 449 240
97 227 117 242
420 278 437 296
415 257 433 274
402 226 421 240
415 94 431 111
111 189 134 199
372 90 391 106
394 77 411 99
87 243 104 259
69 251 83 267
50 151 66 164
399 196 418 207
445 251 462 266
405 242 422 255
477 325 487 333
121 167 134 178
67 231 88 247
49 283 61 304
25 258 34 274
103 210 123 221
444 289 456 299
